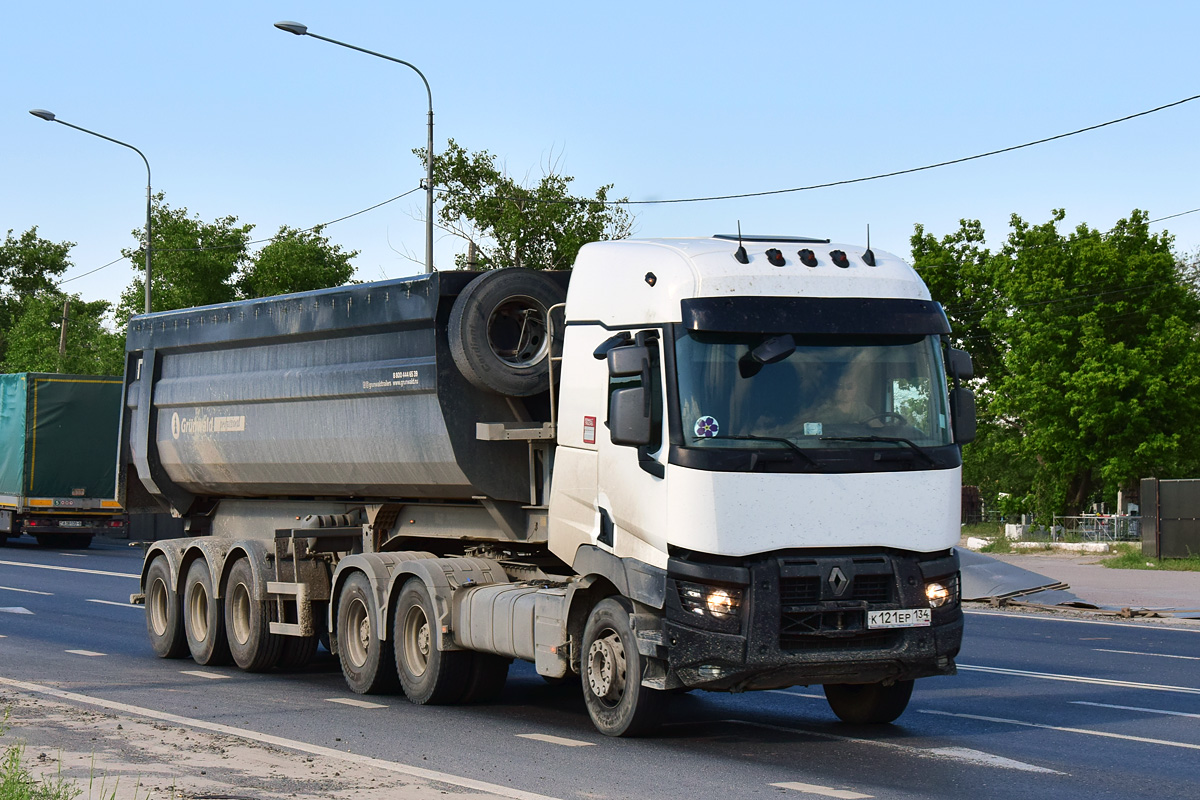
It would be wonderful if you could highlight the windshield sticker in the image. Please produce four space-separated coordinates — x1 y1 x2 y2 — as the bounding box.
694 416 720 438
804 422 823 436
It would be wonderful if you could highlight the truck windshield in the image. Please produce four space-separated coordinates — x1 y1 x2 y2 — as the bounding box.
675 331 952 450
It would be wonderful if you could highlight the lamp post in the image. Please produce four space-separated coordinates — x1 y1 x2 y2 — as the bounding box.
275 21 435 274
28 110 154 314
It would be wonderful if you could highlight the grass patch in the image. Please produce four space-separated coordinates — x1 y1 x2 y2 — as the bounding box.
1102 543 1200 571
977 537 1013 554
1 709 81 800
961 522 1004 538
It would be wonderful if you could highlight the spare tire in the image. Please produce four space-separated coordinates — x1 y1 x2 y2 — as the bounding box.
448 269 565 396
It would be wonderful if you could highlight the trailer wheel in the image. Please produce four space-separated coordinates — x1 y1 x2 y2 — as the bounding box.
145 556 188 659
223 558 281 672
459 653 511 704
183 558 232 666
823 680 914 724
336 572 398 694
581 597 667 737
393 578 472 704
448 269 565 396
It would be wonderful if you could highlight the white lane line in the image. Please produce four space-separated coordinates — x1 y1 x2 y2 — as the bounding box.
721 719 1060 773
325 697 387 709
964 609 1200 632
0 675 563 800
0 634 6 638
180 670 231 680
57 553 88 558
0 585 52 596
516 733 596 747
920 709 1200 751
771 781 871 798
0 559 138 579
65 649 105 657
0 607 33 615
1072 700 1200 720
1093 648 1200 661
923 747 1059 774
86 599 142 609
768 690 824 699
958 664 1200 695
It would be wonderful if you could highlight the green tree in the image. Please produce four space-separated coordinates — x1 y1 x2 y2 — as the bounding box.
1 291 123 375
118 194 253 322
238 225 358 299
417 139 634 270
0 228 75 361
912 209 1200 519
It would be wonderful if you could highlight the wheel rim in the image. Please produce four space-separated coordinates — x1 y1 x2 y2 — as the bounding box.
230 581 252 646
587 629 626 707
187 580 209 642
487 296 549 368
344 597 371 669
401 603 431 678
148 577 169 637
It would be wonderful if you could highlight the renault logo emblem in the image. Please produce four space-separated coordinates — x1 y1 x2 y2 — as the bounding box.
828 567 850 597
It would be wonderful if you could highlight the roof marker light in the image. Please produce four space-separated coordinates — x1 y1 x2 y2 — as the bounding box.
798 249 818 267
830 250 850 269
766 248 786 267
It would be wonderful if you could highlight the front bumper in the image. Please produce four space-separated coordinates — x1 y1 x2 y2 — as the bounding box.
663 549 963 691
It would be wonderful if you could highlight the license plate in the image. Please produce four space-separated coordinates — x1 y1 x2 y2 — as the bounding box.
60 520 83 528
867 608 931 629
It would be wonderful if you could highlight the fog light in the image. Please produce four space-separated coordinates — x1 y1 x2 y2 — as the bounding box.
926 581 950 608
706 588 736 616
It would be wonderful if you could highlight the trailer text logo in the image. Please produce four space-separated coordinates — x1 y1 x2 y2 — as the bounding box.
171 412 246 440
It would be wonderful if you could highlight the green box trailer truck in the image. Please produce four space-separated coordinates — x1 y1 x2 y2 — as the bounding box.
0 373 127 549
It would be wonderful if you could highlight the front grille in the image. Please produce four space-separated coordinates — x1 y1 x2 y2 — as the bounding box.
852 574 892 604
779 573 893 605
780 576 820 605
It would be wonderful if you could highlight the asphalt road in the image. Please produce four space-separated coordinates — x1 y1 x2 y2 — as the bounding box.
2 537 1198 800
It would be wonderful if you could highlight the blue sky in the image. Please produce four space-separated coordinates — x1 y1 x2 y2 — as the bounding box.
5 2 1199 309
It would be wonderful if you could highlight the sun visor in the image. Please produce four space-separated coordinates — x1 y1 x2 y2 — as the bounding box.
680 297 951 335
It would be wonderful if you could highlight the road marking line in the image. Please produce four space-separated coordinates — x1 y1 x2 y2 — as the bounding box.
771 781 872 798
1072 701 1200 720
516 733 596 747
1093 648 1200 661
920 709 1200 751
325 697 387 709
180 670 231 680
924 747 1060 773
958 664 1200 695
0 634 6 638
0 675 563 800
0 586 52 596
86 599 142 609
0 607 33 615
57 553 87 558
65 650 105 657
768 690 824 699
964 609 1200 632
721 719 1060 773
0 559 138 579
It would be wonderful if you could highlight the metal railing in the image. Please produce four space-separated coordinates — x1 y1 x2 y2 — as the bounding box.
1049 515 1140 542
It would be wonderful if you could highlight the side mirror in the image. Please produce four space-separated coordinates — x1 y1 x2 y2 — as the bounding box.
949 387 976 444
608 345 649 378
610 386 652 446
947 348 974 381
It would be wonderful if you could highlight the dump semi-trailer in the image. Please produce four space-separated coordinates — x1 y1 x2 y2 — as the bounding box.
0 373 127 548
125 235 975 736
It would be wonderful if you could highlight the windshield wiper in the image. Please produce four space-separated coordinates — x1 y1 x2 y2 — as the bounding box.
818 435 938 467
705 434 822 469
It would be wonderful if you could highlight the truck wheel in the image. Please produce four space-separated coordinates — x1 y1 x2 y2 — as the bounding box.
581 597 667 737
223 558 281 672
448 269 565 396
183 558 232 666
393 578 471 704
336 572 398 694
145 557 188 659
278 634 320 671
459 653 511 704
823 680 914 724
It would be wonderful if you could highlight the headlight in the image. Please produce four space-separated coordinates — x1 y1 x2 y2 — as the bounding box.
676 580 742 619
926 580 953 608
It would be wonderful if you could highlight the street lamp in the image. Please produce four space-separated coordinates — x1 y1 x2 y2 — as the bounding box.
275 21 435 274
29 109 154 314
